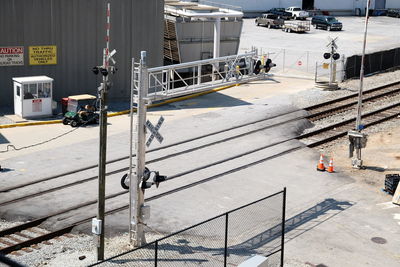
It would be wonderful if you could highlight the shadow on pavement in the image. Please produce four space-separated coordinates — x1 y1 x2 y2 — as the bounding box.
364 166 400 172
102 198 353 266
0 134 10 144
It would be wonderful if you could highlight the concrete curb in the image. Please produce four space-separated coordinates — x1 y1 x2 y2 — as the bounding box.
0 84 238 129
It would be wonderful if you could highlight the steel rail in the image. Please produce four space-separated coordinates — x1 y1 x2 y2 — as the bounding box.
2 100 400 254
304 80 400 111
3 84 400 206
0 113 304 207
307 87 400 121
3 81 399 194
0 109 302 193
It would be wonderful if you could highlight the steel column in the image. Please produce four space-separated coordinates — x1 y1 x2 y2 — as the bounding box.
130 51 148 247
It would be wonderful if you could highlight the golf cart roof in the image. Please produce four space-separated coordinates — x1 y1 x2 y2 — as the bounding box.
68 94 97 101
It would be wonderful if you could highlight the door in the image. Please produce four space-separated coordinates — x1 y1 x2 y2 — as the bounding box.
302 0 315 10
14 82 22 115
375 0 386 9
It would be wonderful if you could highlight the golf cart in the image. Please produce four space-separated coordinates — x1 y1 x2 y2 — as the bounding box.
62 94 99 127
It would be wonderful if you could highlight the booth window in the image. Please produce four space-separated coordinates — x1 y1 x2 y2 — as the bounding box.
38 83 43 97
37 83 51 98
43 82 51 98
16 85 20 96
23 84 33 99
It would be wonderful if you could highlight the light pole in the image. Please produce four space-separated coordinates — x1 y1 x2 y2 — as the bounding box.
355 0 371 131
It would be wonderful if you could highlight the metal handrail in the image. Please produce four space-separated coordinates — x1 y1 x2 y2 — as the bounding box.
145 50 260 101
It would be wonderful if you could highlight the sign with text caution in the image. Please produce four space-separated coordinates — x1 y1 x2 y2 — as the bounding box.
0 46 24 66
146 116 164 147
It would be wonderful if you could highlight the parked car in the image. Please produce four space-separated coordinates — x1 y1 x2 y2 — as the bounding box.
255 13 284 28
387 9 400 18
285 7 309 20
311 16 342 31
266 8 292 20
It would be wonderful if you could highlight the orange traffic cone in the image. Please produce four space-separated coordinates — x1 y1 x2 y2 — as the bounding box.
327 158 334 173
317 154 325 171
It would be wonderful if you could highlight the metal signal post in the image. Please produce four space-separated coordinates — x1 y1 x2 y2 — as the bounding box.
130 51 149 247
350 0 370 169
93 2 117 261
127 51 166 247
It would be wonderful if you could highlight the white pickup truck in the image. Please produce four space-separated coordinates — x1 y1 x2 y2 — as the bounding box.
285 7 309 20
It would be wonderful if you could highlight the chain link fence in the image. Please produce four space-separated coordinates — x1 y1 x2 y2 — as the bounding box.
258 48 323 78
91 189 286 267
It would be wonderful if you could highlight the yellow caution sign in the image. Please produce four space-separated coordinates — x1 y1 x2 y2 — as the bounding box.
29 46 57 65
322 63 330 69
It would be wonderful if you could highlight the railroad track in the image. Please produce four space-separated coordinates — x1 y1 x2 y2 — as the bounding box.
2 81 399 201
1 82 400 255
305 81 400 121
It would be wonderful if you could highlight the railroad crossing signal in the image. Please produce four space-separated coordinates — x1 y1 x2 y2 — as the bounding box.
326 37 338 49
145 116 164 147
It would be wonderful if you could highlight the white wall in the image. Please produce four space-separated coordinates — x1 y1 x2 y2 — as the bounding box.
199 0 399 12
198 0 302 12
386 0 400 8
315 0 355 10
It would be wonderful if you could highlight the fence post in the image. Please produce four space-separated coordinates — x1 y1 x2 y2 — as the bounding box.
341 55 346 81
280 187 286 267
282 49 286 72
224 213 229 267
314 62 318 83
155 240 158 267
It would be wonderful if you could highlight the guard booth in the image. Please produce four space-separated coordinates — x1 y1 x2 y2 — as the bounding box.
13 76 54 118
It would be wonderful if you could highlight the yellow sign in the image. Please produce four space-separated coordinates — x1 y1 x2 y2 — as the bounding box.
29 46 57 65
323 63 330 69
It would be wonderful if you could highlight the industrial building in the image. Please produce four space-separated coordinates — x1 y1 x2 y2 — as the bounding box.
0 0 163 109
197 0 400 16
164 0 243 64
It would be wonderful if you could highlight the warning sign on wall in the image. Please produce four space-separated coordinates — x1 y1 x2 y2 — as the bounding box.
0 46 24 66
32 99 43 112
29 46 57 65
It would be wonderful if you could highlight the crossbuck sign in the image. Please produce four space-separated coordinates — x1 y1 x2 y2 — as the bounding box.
145 116 164 147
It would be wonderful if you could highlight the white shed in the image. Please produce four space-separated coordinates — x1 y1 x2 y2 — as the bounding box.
13 76 54 118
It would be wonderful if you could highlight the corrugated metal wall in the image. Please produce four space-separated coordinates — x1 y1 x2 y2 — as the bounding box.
175 20 242 62
0 0 164 108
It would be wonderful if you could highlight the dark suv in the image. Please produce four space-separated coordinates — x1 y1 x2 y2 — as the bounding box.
266 8 292 20
387 9 400 18
311 16 342 31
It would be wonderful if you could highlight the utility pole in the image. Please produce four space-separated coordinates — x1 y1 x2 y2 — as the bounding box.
92 2 117 261
349 0 370 169
130 51 149 247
